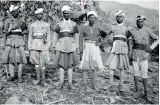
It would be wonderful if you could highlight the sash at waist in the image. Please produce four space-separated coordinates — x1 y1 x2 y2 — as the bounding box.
33 35 46 39
8 32 22 36
59 32 73 38
113 37 126 42
132 43 150 52
84 40 96 43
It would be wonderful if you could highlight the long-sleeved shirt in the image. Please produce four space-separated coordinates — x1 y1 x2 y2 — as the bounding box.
52 19 79 52
3 17 27 47
79 25 107 53
28 20 50 50
130 26 159 61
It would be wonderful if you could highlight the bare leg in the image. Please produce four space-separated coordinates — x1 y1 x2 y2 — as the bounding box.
41 67 47 87
134 76 139 92
33 66 41 85
109 69 114 85
82 71 87 90
119 69 125 92
59 67 64 89
68 68 75 89
92 70 96 89
18 64 23 83
142 78 149 100
8 64 15 81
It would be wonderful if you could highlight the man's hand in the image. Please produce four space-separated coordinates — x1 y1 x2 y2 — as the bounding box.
2 45 5 50
50 47 55 54
80 52 83 61
128 51 133 65
128 51 132 58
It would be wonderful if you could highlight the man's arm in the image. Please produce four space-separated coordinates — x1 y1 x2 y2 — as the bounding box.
73 24 79 49
147 29 159 50
28 24 33 50
127 28 133 53
22 22 28 50
52 24 59 50
79 27 84 53
2 19 9 48
47 24 51 49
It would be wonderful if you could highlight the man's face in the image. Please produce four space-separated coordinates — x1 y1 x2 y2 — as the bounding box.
36 13 43 20
11 11 19 18
88 15 96 25
116 14 124 24
136 19 144 28
63 10 70 20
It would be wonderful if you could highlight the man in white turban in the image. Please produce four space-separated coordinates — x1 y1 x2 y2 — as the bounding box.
35 8 44 15
115 10 125 17
2 5 27 83
61 5 71 13
87 11 97 18
52 5 79 90
28 8 51 86
128 15 159 101
79 10 107 90
136 15 146 21
105 10 132 94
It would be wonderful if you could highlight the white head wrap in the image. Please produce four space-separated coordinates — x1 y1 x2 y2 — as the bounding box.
137 15 146 20
35 8 44 14
87 11 97 18
9 5 19 12
62 5 71 12
115 10 125 17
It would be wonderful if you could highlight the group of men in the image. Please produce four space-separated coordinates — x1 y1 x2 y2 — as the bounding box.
1 4 159 101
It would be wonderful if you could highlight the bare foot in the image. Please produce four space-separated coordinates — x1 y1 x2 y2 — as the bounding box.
33 80 40 85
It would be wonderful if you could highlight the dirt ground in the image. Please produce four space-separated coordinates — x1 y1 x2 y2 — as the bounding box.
0 51 159 104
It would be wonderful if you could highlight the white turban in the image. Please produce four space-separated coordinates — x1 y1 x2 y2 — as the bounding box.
137 15 146 20
9 5 19 12
62 5 71 12
35 8 44 14
87 11 97 18
115 10 125 17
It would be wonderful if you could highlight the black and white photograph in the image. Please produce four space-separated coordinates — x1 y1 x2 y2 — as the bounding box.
0 0 159 104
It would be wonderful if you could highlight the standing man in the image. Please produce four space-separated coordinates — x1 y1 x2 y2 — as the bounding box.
52 5 79 90
79 11 107 90
28 8 51 86
128 15 159 100
2 5 27 82
105 10 131 93
2 5 27 83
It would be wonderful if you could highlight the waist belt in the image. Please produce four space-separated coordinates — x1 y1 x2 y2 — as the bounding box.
33 35 46 39
84 40 96 43
59 32 73 38
113 37 126 42
8 32 22 36
133 43 150 52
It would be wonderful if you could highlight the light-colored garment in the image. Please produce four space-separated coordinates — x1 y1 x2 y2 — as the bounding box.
106 23 131 70
111 35 128 54
2 18 27 64
55 37 76 52
52 19 79 52
30 50 50 67
79 41 105 70
28 20 51 50
130 27 159 61
132 59 148 78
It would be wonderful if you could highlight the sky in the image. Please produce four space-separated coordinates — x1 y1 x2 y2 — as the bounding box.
111 0 159 10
